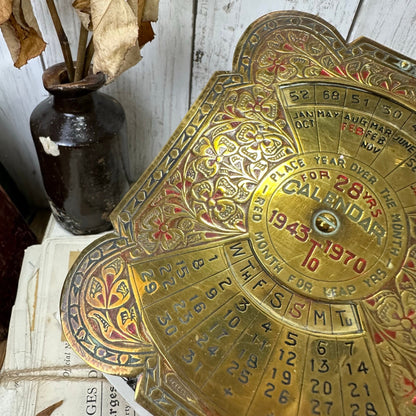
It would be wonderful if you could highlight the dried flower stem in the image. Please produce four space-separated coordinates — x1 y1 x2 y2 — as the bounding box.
74 25 88 82
45 0 74 82
83 37 94 78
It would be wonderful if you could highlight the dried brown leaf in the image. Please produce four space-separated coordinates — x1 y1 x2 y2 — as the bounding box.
127 0 145 23
0 0 46 68
0 0 12 24
72 0 92 29
73 0 90 13
19 0 40 30
143 0 159 22
36 400 64 416
138 21 154 47
91 0 141 81
137 0 145 22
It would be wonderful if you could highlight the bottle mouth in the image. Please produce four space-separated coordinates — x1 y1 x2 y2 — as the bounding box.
42 62 106 97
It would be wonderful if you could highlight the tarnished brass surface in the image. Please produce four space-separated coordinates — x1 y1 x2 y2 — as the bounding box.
61 11 416 416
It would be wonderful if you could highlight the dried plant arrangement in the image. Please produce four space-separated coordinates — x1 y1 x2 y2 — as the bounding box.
0 0 160 82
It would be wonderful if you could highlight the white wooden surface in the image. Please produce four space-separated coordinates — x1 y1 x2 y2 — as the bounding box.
1 1 416 207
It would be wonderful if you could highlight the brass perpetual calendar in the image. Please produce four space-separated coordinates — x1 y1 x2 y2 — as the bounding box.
61 11 416 416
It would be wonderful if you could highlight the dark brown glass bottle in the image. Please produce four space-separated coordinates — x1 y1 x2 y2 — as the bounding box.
30 63 129 234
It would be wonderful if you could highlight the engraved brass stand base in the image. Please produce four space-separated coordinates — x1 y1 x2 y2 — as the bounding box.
61 11 416 416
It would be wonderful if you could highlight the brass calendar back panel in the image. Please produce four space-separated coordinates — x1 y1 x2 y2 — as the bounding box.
61 11 416 416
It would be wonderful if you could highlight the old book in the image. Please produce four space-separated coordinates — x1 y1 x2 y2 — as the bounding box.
0 236 150 415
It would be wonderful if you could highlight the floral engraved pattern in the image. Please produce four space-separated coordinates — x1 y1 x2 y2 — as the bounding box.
133 85 296 255
363 246 416 414
136 205 189 254
193 135 237 178
86 258 146 344
247 27 416 103
253 29 339 86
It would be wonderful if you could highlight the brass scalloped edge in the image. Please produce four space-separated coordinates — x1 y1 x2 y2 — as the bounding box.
233 11 416 93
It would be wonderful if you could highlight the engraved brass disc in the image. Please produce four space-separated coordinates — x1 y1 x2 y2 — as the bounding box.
61 11 416 416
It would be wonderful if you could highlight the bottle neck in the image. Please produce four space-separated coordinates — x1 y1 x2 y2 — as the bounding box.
52 91 96 113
